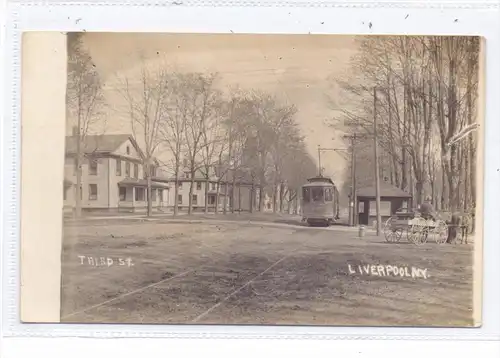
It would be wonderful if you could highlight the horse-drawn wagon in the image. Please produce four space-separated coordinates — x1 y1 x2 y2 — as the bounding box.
383 210 448 246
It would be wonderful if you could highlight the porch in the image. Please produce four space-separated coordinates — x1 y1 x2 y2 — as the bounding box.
118 178 169 212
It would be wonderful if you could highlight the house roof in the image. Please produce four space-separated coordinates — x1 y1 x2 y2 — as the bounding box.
356 181 411 198
65 134 151 160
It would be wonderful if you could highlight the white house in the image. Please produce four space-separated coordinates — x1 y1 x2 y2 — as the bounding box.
63 134 170 214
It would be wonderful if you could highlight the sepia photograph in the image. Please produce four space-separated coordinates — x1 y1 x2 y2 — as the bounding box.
56 32 482 327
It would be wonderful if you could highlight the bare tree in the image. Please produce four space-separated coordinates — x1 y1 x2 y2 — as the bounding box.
116 57 170 217
199 91 224 214
158 73 188 216
329 35 480 218
66 33 106 218
180 72 220 215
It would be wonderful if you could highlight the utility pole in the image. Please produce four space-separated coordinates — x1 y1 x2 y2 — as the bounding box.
317 146 338 177
373 87 382 236
317 145 322 176
339 134 359 227
350 135 356 226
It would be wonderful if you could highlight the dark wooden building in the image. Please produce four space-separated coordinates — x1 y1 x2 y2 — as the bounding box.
356 182 412 226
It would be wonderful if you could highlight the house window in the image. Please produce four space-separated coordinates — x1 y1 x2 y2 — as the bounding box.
89 158 98 175
89 184 98 200
150 166 156 177
185 172 190 179
177 194 183 205
158 189 164 202
126 146 130 155
192 194 198 205
119 187 126 201
63 187 67 200
178 181 183 189
208 196 216 205
183 158 188 167
135 187 145 201
125 162 131 177
134 164 139 179
196 182 202 190
151 189 157 202
211 183 216 190
116 159 122 176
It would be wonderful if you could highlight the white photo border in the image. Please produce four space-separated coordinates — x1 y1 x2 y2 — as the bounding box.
2 0 500 340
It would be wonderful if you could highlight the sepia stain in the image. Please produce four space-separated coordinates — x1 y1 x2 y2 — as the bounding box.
75 18 82 24
454 19 459 22
405 14 409 19
369 22 373 29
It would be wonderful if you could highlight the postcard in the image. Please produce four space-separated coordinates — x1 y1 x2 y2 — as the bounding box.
20 32 484 327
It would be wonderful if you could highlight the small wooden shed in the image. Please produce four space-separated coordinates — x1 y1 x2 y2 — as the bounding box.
356 182 412 226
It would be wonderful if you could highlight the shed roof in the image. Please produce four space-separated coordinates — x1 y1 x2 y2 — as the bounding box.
356 181 411 198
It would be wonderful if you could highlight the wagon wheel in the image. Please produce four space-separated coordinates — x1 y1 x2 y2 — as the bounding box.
409 218 428 246
385 228 404 243
433 219 448 245
384 217 399 243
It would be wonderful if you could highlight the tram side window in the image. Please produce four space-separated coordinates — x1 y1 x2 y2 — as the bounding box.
324 188 333 202
311 187 324 202
302 187 311 203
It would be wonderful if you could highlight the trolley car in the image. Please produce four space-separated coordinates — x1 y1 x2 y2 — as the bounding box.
301 176 340 226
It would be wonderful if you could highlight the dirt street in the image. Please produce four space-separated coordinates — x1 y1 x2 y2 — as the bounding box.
61 219 475 327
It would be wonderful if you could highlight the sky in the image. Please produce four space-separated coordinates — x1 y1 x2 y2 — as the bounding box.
77 33 360 185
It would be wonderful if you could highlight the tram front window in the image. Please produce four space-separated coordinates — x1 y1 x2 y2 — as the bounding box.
302 187 311 203
324 188 333 202
311 187 324 202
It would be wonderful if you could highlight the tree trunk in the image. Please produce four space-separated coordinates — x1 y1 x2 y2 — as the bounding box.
205 178 210 213
204 176 209 214
75 153 83 218
146 171 153 217
441 168 447 210
272 184 277 213
223 177 229 214
415 180 423 206
231 171 237 214
279 183 285 212
144 159 153 217
258 186 264 212
188 175 195 215
74 118 83 218
250 180 255 213
215 182 220 214
173 162 179 216
238 184 242 213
